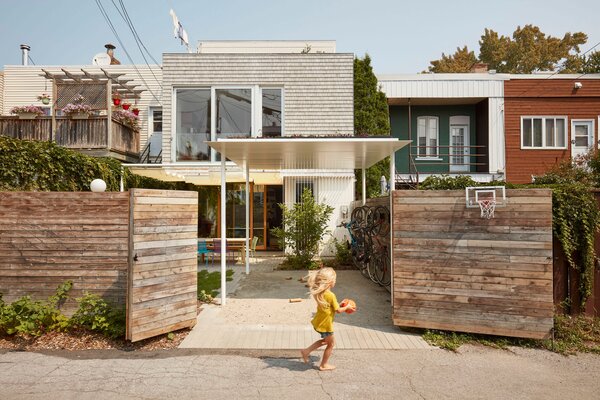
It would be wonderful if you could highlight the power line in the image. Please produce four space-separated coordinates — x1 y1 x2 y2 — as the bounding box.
110 0 163 90
93 0 162 105
512 39 600 98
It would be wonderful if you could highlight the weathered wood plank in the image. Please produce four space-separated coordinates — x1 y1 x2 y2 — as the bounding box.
392 190 553 339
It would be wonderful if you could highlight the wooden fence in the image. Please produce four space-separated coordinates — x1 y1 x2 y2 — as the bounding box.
0 192 130 310
392 189 554 339
127 189 198 342
0 190 198 342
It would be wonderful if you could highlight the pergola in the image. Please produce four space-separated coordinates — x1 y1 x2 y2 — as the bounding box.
206 137 411 305
39 68 143 138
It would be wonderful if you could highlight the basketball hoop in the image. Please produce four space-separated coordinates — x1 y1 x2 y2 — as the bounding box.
477 199 496 219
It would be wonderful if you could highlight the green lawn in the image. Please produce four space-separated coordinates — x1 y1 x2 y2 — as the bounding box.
197 269 234 299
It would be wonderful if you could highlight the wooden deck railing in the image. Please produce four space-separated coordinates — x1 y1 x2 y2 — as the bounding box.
0 116 139 159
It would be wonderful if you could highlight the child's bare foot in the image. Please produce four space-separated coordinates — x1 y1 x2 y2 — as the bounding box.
300 349 309 363
319 364 336 371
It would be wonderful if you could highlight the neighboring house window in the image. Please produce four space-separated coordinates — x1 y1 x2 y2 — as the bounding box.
521 117 567 149
417 116 439 157
175 89 211 161
216 89 252 138
262 88 282 137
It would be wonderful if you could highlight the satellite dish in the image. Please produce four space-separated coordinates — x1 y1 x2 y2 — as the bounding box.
92 53 111 66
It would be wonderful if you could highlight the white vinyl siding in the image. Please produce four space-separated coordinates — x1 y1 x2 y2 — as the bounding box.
416 116 439 158
521 116 567 149
1 65 162 149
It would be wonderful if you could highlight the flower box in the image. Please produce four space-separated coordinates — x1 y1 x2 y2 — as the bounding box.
17 112 39 120
70 111 90 120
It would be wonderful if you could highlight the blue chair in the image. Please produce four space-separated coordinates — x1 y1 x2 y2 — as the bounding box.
197 240 214 266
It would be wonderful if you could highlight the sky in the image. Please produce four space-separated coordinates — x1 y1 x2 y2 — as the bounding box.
1 0 600 74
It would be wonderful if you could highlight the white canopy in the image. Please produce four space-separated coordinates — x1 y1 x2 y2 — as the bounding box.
207 137 411 170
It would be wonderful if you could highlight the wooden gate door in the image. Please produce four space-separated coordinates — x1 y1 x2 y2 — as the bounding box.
126 189 199 342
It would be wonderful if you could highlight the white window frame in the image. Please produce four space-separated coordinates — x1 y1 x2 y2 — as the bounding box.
415 116 440 160
172 87 213 164
259 87 285 137
520 116 568 150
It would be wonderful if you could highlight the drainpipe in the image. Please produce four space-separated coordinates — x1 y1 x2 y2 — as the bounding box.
20 44 30 66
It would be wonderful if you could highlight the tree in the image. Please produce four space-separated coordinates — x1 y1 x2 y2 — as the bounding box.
427 46 478 73
563 50 600 74
354 54 391 198
427 25 588 74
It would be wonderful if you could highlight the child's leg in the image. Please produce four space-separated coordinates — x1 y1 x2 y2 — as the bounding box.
301 338 327 363
319 335 336 371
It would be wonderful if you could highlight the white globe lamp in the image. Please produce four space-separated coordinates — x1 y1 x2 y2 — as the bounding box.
90 179 107 193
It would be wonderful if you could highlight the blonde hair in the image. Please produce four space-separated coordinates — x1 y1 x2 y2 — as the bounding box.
306 267 336 309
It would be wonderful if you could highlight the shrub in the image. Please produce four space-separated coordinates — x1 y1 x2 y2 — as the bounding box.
271 188 334 268
69 293 125 339
0 281 72 336
420 174 478 190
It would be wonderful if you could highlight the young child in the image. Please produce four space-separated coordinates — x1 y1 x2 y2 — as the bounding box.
300 267 354 371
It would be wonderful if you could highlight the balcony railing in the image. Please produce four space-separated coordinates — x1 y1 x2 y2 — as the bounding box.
0 116 139 162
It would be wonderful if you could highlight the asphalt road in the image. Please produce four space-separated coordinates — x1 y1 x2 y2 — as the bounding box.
1 345 599 399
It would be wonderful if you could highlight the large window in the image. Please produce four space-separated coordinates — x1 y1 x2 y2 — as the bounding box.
174 86 284 162
216 89 252 138
521 117 567 149
176 89 211 161
262 88 282 137
417 116 439 157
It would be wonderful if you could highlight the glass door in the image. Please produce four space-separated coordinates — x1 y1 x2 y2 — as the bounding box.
571 120 594 159
252 185 265 249
450 125 469 172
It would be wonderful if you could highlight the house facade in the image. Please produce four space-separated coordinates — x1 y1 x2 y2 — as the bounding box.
377 73 508 183
504 75 600 183
1 41 358 253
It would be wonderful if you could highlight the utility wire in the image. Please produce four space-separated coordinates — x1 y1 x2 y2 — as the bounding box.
94 0 162 105
111 0 163 90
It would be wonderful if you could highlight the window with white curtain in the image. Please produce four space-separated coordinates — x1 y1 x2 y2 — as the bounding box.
417 116 439 157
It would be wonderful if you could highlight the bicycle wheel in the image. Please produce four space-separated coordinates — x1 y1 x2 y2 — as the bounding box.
375 246 391 288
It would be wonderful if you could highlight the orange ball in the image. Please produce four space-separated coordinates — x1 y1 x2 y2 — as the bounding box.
340 299 356 314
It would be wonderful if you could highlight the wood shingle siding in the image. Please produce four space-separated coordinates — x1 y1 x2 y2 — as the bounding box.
392 189 554 340
504 78 600 183
161 53 354 163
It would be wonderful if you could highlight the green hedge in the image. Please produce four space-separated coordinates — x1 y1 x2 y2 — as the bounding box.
0 136 202 192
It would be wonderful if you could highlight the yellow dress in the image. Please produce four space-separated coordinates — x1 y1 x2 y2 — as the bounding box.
311 290 340 333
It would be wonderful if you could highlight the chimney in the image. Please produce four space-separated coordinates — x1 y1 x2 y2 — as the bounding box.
469 63 488 73
105 43 121 65
20 44 30 66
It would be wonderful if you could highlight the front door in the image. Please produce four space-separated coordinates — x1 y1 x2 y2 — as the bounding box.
571 120 595 159
449 125 469 172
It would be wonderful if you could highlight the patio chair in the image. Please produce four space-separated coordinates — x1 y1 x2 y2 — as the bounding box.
249 236 259 262
197 240 214 266
212 238 237 262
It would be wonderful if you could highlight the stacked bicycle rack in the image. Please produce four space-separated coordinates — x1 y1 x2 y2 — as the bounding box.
343 205 391 291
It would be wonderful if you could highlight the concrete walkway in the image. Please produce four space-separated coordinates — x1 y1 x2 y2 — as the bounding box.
180 255 431 350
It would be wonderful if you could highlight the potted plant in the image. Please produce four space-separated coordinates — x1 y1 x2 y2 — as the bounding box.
62 94 92 119
122 102 131 111
10 105 45 119
37 93 51 105
131 107 140 116
112 93 121 106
